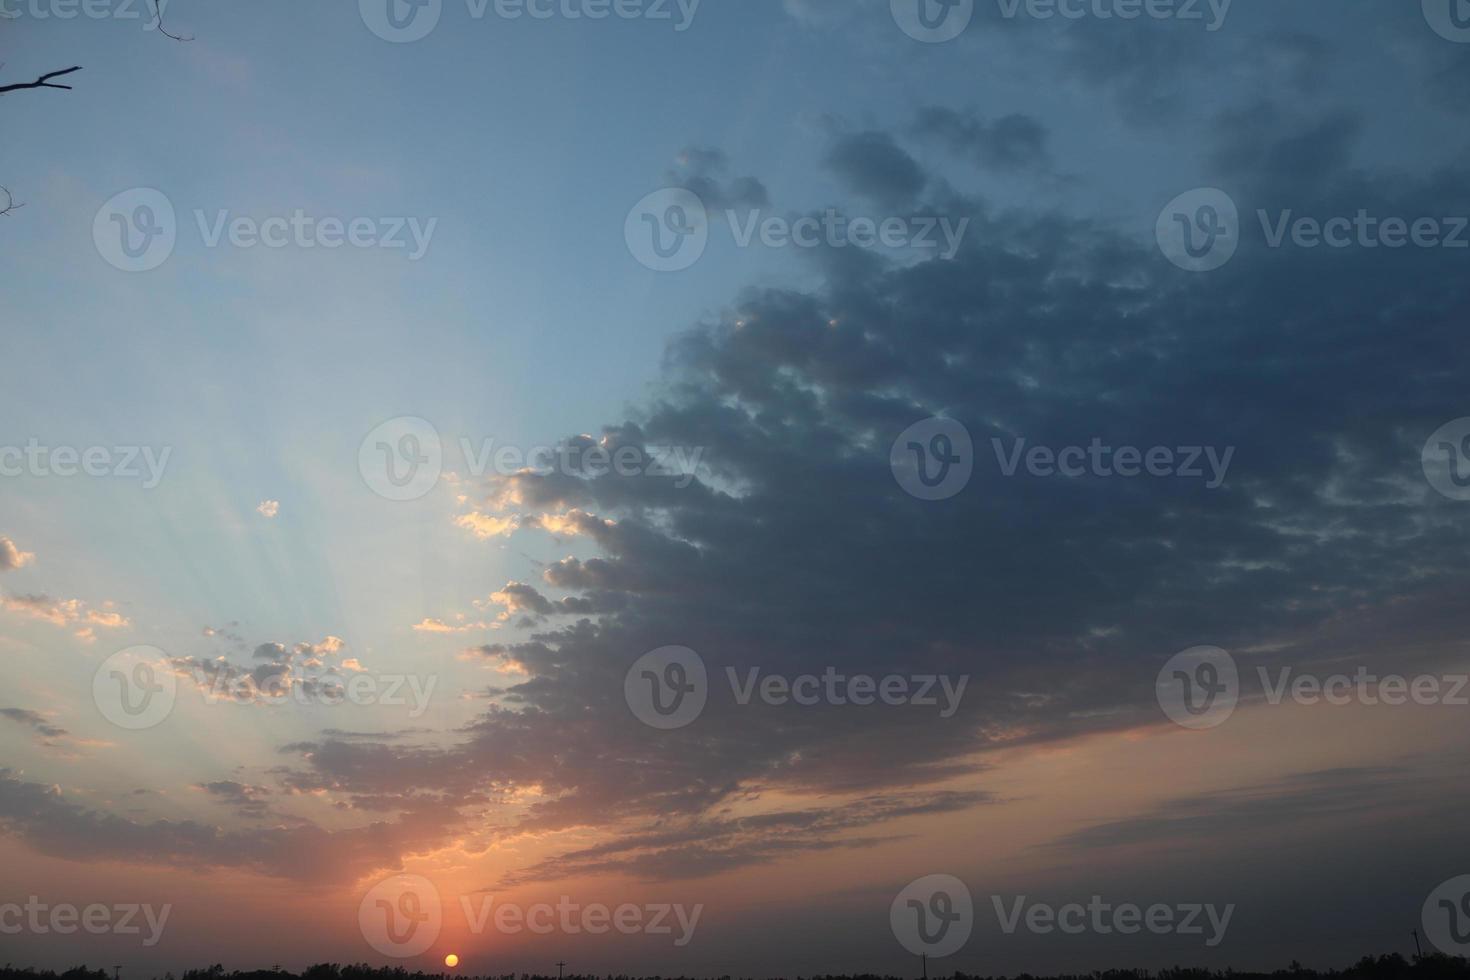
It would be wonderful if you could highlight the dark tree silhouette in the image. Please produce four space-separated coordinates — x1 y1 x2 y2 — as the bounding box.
0 0 187 213
0 64 83 94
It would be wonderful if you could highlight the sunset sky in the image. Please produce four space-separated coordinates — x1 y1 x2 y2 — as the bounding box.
3 1 1470 976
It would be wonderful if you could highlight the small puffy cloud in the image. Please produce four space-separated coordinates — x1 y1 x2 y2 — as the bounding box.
455 511 520 540
911 106 1051 174
531 510 609 537
413 616 492 634
0 594 130 639
0 708 70 745
196 780 272 819
170 635 362 706
0 708 102 754
0 537 35 572
487 581 556 622
256 500 280 519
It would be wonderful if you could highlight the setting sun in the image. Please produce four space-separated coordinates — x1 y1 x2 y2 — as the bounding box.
444 955 460 969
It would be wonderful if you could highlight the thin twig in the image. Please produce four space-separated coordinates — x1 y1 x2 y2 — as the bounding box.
0 66 83 95
0 187 23 217
151 0 193 41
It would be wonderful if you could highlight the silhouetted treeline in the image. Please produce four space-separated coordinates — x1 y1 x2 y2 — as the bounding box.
4 954 1468 980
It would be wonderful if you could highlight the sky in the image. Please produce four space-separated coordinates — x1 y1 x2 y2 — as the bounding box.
3 0 1470 975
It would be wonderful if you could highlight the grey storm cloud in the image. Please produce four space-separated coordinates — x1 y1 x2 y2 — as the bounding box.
0 708 71 748
250 106 1470 887
822 129 928 209
1048 767 1430 853
911 106 1052 173
196 781 274 820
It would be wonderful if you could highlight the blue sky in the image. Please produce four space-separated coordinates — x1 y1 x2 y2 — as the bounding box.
4 1 1470 976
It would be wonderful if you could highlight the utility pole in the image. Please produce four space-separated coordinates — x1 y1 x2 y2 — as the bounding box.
921 953 927 980
1412 929 1423 958
113 966 122 980
556 962 566 980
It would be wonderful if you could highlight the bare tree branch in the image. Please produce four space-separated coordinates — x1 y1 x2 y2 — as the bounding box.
151 0 193 41
0 66 83 95
0 187 22 217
